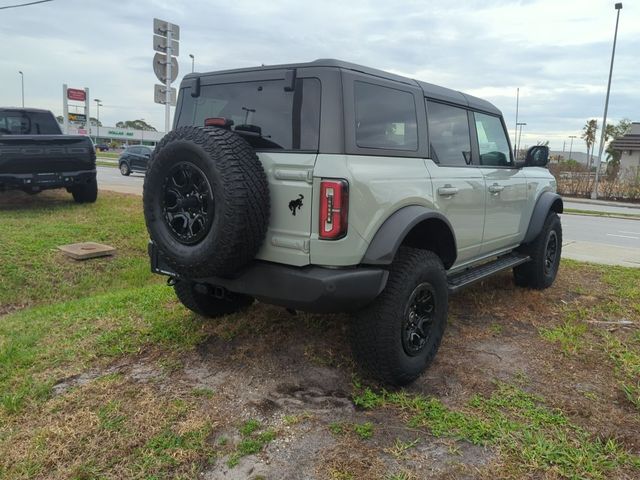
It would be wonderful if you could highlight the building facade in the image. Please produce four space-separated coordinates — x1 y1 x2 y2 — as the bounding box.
611 122 640 174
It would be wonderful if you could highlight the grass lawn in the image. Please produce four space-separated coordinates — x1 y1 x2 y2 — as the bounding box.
1 190 639 479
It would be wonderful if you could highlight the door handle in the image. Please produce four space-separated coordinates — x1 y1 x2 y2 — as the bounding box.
437 185 459 196
488 183 504 194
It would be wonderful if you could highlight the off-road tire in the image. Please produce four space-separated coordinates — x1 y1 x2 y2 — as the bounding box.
350 247 449 386
143 126 270 278
174 281 254 318
71 178 98 203
120 162 131 176
514 211 562 289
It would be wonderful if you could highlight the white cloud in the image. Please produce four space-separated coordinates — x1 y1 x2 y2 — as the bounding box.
0 0 637 152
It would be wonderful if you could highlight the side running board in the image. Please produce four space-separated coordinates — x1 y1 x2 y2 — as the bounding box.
447 253 530 294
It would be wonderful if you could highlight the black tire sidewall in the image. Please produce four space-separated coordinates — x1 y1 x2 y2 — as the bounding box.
391 266 448 380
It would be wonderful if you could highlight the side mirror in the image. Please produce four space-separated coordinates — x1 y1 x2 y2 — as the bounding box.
525 145 550 168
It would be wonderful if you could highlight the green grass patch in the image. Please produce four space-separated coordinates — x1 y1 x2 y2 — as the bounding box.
227 420 277 468
540 321 588 354
0 284 202 415
0 190 156 308
352 383 640 478
564 208 640 219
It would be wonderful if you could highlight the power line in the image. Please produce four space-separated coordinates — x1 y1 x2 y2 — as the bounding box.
0 0 53 10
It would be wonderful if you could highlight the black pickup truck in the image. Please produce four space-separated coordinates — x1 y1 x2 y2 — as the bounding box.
0 108 97 202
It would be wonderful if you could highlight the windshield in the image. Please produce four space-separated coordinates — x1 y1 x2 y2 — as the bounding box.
0 110 62 135
177 78 321 150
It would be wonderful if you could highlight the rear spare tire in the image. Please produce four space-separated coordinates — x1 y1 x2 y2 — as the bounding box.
143 126 269 278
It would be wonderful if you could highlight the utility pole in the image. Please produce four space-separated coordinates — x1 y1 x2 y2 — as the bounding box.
568 135 577 161
189 53 195 73
516 122 526 159
94 99 102 143
153 19 179 134
592 3 623 199
18 71 24 107
514 87 519 157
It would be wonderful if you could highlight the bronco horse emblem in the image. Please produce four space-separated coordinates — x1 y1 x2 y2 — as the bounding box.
288 194 304 216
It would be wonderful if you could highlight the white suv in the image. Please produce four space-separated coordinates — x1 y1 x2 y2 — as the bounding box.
143 59 563 385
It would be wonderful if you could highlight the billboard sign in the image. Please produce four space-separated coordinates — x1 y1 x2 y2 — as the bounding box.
67 88 86 101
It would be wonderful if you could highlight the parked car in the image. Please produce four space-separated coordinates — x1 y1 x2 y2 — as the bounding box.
0 107 97 202
142 59 563 386
95 143 110 152
118 145 153 176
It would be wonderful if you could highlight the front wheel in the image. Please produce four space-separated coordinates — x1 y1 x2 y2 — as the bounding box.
174 281 254 318
350 247 449 386
514 211 562 289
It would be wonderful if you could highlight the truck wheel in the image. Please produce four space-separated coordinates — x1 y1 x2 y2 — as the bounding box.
120 162 131 176
514 212 562 289
350 247 448 386
174 280 254 318
143 126 269 278
71 178 98 203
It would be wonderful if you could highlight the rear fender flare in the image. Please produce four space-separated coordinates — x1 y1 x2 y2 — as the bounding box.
362 205 457 268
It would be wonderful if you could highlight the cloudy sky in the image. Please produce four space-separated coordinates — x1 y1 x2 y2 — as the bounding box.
1 0 637 152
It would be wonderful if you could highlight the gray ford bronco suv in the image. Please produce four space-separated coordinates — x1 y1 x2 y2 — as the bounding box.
143 59 562 385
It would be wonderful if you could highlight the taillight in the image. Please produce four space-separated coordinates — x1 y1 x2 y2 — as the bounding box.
319 179 349 240
204 117 234 129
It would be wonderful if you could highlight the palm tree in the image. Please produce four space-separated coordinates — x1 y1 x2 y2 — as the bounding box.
581 119 597 170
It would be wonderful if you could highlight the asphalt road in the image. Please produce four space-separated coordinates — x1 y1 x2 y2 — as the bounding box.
96 166 640 266
562 214 640 249
97 166 144 195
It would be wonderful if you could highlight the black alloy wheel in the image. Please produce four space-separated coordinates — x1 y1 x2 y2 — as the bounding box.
544 230 558 276
402 283 436 356
162 161 214 245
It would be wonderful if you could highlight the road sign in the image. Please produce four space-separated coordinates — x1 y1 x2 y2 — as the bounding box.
153 52 179 83
153 35 179 56
68 113 87 123
67 88 86 101
153 18 180 40
154 84 176 106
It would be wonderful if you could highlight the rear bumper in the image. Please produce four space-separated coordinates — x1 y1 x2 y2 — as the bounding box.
0 169 96 191
149 242 388 313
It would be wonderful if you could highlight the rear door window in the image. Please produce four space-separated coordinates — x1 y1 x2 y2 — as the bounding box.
180 78 321 151
426 101 472 166
354 82 418 151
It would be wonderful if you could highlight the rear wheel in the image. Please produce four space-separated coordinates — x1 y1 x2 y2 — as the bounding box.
514 212 562 289
350 247 449 386
120 162 131 176
71 178 98 203
174 280 254 318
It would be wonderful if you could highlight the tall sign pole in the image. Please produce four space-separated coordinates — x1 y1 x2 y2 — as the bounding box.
153 19 179 133
165 27 173 133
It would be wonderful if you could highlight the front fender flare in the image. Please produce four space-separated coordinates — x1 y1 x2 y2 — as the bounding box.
523 192 563 244
362 205 457 267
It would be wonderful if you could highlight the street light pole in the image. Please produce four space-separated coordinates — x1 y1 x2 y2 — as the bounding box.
94 99 102 144
514 87 519 156
18 71 24 107
189 53 194 73
516 122 527 158
568 135 577 162
592 2 623 199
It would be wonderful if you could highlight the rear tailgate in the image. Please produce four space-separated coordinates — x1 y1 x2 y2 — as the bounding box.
254 151 316 266
0 135 95 174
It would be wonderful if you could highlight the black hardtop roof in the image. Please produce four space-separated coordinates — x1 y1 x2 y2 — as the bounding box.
185 58 501 115
0 107 54 114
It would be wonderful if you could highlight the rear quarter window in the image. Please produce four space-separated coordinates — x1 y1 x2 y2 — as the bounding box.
177 78 321 151
354 82 418 151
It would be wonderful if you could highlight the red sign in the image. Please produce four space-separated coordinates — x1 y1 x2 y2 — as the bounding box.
67 88 86 101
